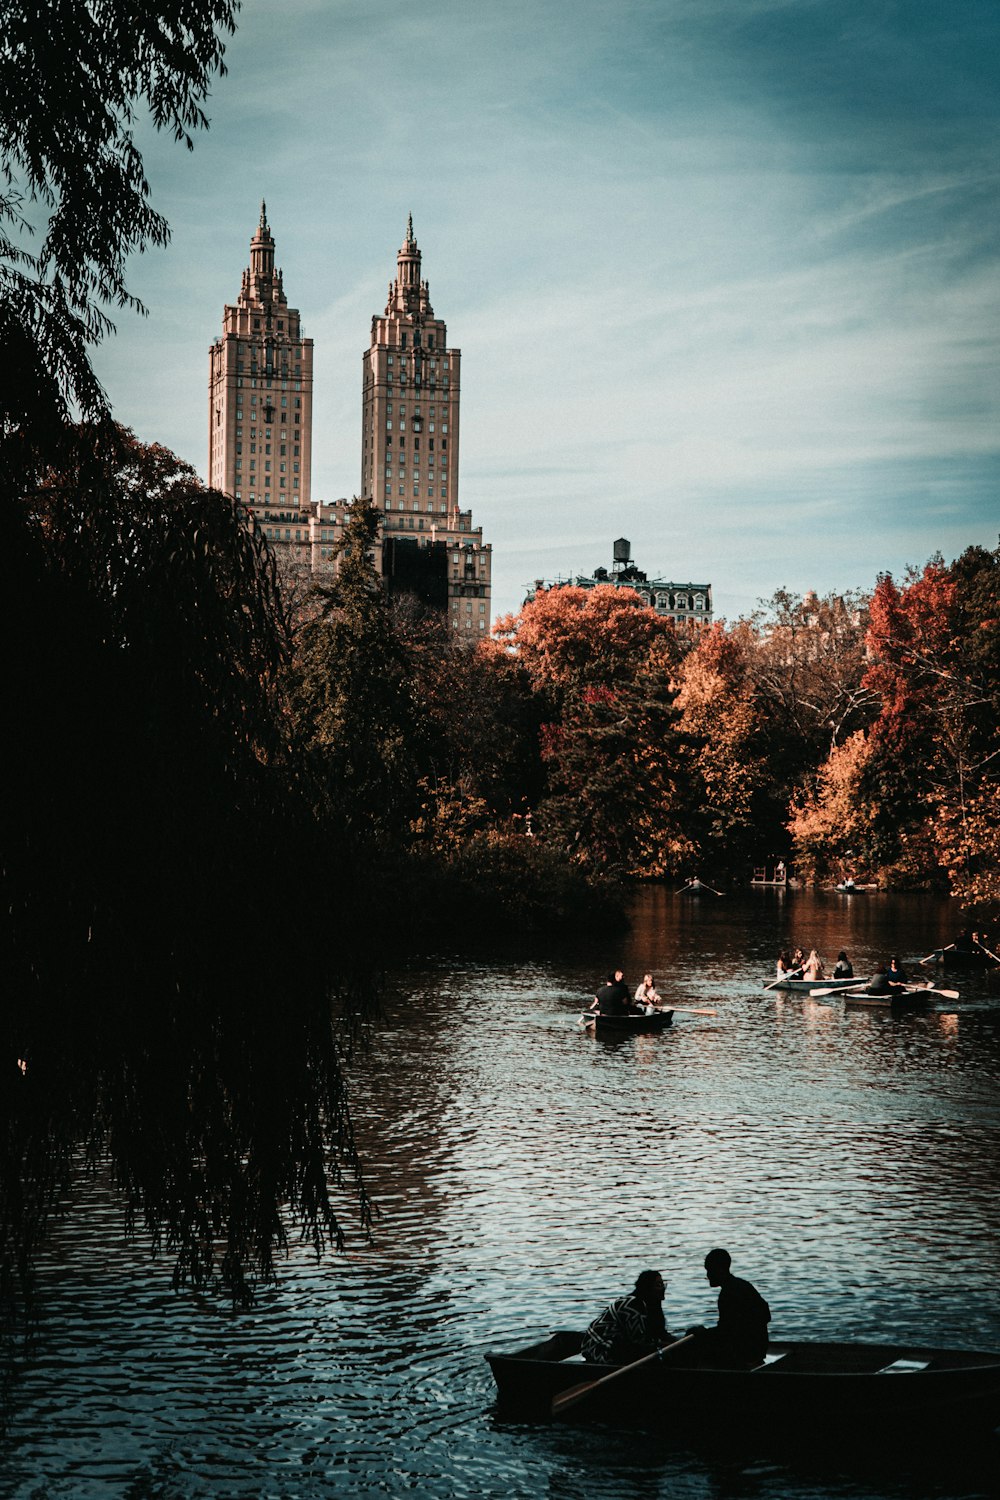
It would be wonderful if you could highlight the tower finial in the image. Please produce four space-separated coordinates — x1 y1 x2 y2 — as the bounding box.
406 212 414 244
260 199 269 231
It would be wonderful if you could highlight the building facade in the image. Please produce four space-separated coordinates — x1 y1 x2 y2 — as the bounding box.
208 212 492 633
362 218 491 636
208 204 314 529
533 538 712 634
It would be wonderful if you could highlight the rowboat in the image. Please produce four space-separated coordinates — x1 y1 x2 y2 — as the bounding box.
485 1330 1000 1432
764 976 859 993
581 1009 674 1033
923 944 999 969
842 985 936 1008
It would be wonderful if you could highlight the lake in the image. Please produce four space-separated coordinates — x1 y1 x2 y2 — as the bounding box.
2 888 999 1499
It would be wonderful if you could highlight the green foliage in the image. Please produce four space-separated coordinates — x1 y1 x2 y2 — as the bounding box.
397 836 628 941
287 496 419 851
0 0 238 446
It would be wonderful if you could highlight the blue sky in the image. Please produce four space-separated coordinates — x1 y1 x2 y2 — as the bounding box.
94 0 1000 621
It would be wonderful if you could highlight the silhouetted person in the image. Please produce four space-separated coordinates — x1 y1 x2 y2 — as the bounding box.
867 965 892 995
886 955 908 985
581 1269 674 1364
687 1248 770 1367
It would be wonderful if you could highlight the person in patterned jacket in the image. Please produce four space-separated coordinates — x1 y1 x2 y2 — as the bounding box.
581 1270 673 1364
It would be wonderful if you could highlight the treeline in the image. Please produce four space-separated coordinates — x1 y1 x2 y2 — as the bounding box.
287 514 999 910
349 545 999 905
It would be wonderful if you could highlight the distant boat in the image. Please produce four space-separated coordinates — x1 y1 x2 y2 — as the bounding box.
676 878 723 896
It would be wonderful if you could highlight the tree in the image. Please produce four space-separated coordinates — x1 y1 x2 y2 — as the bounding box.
495 583 681 699
538 638 698 877
287 496 418 852
750 587 875 757
787 730 874 881
1 1 238 453
1 427 369 1305
674 623 783 876
859 545 1000 892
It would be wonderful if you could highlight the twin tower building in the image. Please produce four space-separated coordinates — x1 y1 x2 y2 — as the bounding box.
208 206 492 636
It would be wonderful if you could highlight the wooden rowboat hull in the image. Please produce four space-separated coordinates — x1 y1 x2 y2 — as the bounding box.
765 977 858 993
843 989 934 1008
582 1009 674 1033
485 1330 1000 1432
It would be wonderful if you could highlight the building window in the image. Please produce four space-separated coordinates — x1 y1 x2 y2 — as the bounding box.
440 487 447 498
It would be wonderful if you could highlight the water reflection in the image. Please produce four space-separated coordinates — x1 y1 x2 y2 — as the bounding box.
2 891 999 1499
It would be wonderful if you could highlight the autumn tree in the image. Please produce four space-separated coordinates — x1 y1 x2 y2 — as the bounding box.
750 588 875 757
673 623 788 876
860 546 1000 893
495 583 681 701
787 730 874 881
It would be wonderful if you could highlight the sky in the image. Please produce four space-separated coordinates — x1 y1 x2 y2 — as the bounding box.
94 0 1000 623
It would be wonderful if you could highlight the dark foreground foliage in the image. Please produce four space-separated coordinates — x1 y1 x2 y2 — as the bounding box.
1 428 372 1309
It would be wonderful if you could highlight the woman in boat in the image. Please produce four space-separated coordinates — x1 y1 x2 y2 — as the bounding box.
802 949 825 982
887 955 909 985
634 973 662 1010
775 951 796 978
833 950 854 980
581 1270 674 1364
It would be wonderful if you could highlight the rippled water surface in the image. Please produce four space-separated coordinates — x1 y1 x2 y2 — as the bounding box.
3 890 1000 1499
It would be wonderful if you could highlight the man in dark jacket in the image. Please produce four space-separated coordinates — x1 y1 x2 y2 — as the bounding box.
591 969 631 1015
688 1248 770 1367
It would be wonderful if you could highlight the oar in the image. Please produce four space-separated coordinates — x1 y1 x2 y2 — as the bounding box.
670 1006 717 1016
918 942 951 966
551 1333 694 1417
763 968 803 991
809 983 867 998
975 939 1000 965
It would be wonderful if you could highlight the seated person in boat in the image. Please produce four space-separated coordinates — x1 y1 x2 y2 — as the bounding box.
581 1270 674 1364
634 973 662 1010
886 955 909 985
866 965 892 995
833 950 854 979
775 950 796 978
687 1248 771 1368
802 949 824 982
589 969 632 1016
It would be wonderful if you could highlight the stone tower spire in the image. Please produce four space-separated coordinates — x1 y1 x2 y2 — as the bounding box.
361 221 492 638
249 201 276 299
208 204 314 519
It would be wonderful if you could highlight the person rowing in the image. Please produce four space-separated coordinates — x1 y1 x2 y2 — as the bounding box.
588 968 632 1016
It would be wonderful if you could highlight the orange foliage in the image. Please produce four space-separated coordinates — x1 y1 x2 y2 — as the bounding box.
495 584 678 693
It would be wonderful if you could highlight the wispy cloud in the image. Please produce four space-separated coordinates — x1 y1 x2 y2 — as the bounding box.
94 0 1000 621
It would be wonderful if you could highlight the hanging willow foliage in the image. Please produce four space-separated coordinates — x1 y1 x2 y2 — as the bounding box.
0 426 372 1305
